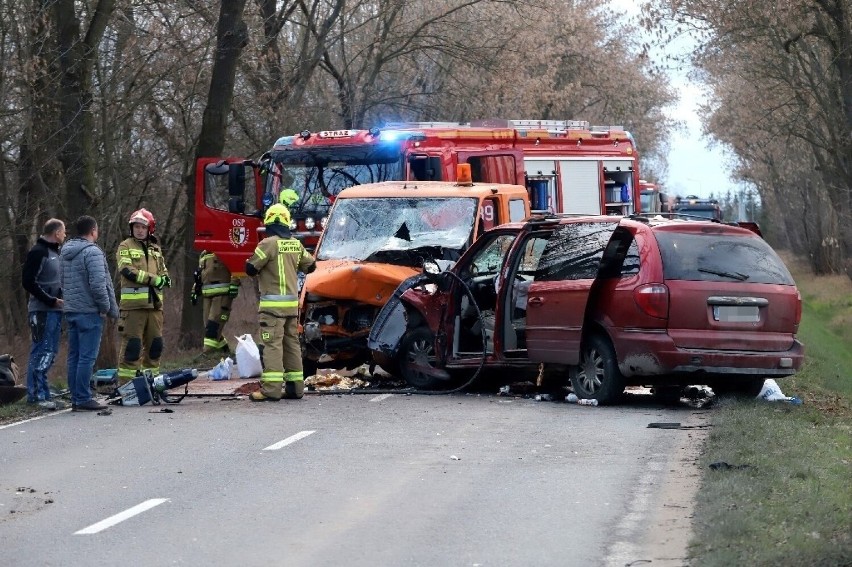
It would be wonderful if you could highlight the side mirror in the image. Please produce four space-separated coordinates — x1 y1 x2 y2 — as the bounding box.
423 259 441 276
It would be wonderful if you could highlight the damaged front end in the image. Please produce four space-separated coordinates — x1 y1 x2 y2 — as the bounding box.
301 260 421 369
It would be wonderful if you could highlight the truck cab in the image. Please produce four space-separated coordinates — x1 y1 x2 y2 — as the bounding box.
300 172 530 375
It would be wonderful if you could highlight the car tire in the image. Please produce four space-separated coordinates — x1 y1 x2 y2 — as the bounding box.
398 327 443 389
709 377 765 398
570 334 625 404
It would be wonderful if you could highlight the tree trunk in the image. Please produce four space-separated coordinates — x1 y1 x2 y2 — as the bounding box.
53 0 116 222
179 0 249 350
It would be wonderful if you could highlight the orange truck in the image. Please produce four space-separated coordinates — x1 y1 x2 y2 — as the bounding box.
194 120 640 274
299 168 530 375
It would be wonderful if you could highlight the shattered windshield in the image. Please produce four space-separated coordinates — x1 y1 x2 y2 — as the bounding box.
265 144 404 218
317 198 479 266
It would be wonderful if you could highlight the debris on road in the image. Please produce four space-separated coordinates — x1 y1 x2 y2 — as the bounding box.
709 461 753 471
757 379 802 405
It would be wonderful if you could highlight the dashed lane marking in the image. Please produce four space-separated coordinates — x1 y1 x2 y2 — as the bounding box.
263 430 315 451
75 498 169 534
369 393 393 402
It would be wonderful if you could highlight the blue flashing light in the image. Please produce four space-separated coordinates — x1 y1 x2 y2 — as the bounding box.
274 136 295 146
379 130 402 142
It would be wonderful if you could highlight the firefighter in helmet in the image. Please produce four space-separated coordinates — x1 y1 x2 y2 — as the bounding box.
279 188 299 210
191 251 239 364
116 208 170 383
245 204 315 401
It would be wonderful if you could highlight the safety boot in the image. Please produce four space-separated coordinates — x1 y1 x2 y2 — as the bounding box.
250 381 282 401
283 380 305 399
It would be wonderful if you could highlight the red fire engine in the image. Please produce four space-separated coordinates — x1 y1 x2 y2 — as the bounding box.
194 120 641 274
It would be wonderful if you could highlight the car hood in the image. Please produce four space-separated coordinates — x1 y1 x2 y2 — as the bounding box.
304 260 419 307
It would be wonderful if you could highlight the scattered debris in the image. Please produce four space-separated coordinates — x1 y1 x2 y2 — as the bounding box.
648 422 682 429
148 408 174 413
709 461 753 471
233 382 260 395
757 379 802 405
449 455 460 460
305 373 369 391
534 393 552 402
565 393 578 403
96 409 112 416
648 422 713 430
498 385 511 396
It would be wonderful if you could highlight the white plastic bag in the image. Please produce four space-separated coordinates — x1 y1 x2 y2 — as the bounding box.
209 357 233 381
235 334 263 379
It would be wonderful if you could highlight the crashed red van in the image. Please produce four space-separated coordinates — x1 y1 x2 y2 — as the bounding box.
368 214 804 402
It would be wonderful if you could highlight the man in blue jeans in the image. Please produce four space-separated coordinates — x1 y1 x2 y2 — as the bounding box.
22 218 66 410
61 216 119 411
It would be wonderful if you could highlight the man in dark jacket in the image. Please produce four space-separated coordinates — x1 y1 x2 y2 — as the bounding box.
22 218 66 410
61 216 119 411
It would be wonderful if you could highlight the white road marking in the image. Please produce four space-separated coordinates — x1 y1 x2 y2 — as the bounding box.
75 498 169 535
263 430 315 451
0 408 72 430
369 393 393 402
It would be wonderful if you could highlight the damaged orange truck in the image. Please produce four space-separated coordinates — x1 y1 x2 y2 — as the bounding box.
299 168 530 376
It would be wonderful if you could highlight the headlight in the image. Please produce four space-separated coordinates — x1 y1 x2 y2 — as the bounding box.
320 216 329 229
305 217 315 230
289 219 297 231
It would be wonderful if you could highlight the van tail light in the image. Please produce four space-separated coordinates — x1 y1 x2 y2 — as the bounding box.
794 290 802 329
633 284 669 319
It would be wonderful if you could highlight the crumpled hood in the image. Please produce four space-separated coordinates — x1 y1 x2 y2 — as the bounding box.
60 238 95 261
304 260 419 307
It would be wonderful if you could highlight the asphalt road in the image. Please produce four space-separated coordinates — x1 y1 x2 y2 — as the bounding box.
0 391 706 566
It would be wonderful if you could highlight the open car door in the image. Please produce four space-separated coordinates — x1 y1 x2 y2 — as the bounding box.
524 221 620 364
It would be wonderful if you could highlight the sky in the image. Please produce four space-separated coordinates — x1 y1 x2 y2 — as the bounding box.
610 0 737 200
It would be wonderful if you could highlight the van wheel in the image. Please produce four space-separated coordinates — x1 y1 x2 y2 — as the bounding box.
398 327 443 389
570 334 624 404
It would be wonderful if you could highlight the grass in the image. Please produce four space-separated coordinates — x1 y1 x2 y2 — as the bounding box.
689 255 852 566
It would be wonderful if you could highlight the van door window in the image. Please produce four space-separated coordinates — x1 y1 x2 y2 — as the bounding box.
598 227 640 278
535 222 618 281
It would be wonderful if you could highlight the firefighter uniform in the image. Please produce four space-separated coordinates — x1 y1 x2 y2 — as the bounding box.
196 251 239 354
116 209 170 383
246 204 315 401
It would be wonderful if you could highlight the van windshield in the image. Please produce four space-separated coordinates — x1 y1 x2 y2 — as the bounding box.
317 197 478 266
656 232 794 284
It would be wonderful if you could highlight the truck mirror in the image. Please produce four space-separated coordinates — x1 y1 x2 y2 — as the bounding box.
228 163 246 197
228 197 245 215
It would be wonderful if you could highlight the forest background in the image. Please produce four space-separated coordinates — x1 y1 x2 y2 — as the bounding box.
0 0 850 358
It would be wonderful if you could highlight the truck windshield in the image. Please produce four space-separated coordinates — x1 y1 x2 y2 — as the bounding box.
317 197 479 266
673 207 719 220
266 145 404 218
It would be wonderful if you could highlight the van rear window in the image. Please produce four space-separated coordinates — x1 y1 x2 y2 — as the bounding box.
655 232 794 284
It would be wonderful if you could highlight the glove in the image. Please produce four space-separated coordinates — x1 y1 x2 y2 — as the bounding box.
153 276 170 290
190 289 199 306
162 275 172 288
229 283 239 297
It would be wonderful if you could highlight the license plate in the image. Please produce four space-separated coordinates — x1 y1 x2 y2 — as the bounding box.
713 305 759 322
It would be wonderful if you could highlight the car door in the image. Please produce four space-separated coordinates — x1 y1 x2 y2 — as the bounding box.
525 221 619 364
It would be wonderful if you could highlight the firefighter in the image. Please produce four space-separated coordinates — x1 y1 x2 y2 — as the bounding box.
191 251 239 363
279 188 299 210
245 204 315 401
116 209 170 383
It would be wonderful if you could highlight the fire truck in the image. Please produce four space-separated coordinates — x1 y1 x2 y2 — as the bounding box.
672 195 723 221
194 120 641 274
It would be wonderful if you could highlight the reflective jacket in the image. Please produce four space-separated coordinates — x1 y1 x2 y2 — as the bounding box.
246 227 315 317
199 251 238 297
116 236 169 310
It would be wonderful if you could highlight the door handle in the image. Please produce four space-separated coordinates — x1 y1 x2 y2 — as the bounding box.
528 297 544 306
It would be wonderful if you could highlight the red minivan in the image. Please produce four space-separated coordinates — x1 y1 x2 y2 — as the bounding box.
368 214 804 403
